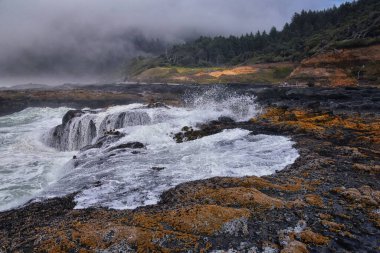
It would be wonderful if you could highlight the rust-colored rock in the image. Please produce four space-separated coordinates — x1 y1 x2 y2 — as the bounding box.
300 230 330 245
288 45 380 87
353 163 380 174
340 186 380 207
254 107 380 145
176 187 285 209
321 220 345 233
281 240 309 253
131 205 250 236
305 194 324 208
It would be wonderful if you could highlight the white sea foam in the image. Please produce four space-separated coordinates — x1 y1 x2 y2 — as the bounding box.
0 107 75 211
0 88 299 211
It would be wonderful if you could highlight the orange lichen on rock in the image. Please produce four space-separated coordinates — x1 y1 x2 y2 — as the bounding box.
305 194 324 208
353 163 380 174
178 187 285 209
369 210 380 228
281 240 309 253
38 221 205 253
131 205 250 236
339 186 380 208
254 107 380 144
300 230 330 245
321 220 345 233
318 213 333 220
218 176 303 192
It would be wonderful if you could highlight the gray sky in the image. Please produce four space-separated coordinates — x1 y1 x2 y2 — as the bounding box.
0 0 350 85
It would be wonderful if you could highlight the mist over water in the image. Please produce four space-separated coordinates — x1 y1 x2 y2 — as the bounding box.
0 88 299 211
0 0 351 85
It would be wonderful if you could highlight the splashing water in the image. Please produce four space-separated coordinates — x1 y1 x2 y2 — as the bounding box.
0 107 75 211
0 88 299 211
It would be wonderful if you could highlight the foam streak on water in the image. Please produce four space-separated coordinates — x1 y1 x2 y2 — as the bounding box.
0 88 299 211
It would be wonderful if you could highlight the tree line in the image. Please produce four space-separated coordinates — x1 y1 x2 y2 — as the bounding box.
155 0 379 67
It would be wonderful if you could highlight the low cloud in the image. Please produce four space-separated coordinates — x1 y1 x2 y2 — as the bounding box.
0 0 349 85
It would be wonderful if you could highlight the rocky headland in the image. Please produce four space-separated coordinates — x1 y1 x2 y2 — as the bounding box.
0 84 379 252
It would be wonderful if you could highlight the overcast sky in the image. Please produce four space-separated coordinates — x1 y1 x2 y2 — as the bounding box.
0 0 351 85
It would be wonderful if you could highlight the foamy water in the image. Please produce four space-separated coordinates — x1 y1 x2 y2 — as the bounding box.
0 88 299 211
0 107 75 211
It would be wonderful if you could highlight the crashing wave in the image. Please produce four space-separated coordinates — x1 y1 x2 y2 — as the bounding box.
44 106 154 151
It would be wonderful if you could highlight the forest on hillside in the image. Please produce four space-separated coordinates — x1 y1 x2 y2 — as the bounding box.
129 0 380 74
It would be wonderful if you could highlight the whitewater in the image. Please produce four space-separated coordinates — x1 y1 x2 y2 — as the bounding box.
0 89 299 211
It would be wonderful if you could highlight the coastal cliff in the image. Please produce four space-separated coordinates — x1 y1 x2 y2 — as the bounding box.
288 44 380 87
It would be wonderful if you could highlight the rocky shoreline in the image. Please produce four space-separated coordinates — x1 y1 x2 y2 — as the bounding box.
0 83 195 117
0 85 379 252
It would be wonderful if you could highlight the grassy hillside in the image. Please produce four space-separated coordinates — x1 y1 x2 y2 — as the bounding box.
131 63 295 84
127 0 379 85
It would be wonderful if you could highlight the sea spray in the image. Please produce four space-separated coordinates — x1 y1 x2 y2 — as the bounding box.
0 107 75 211
0 87 299 211
38 88 298 209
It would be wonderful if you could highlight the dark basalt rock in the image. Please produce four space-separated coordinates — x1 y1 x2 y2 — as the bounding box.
174 117 238 143
62 110 84 125
80 141 104 151
146 101 170 109
174 126 223 143
217 116 235 124
151 167 166 171
80 134 125 152
104 129 121 136
108 142 145 151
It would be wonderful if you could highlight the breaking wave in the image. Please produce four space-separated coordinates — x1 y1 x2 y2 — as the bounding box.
0 87 299 211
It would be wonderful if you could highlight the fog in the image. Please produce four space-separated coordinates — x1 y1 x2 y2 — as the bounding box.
0 0 349 86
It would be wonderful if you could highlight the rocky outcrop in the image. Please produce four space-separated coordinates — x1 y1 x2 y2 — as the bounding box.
1 86 379 252
288 44 380 87
45 107 154 151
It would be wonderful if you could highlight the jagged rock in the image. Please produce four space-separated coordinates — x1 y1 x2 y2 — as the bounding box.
1 85 380 252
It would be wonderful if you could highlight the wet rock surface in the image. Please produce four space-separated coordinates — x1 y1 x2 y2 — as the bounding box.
108 142 145 151
1 85 380 252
